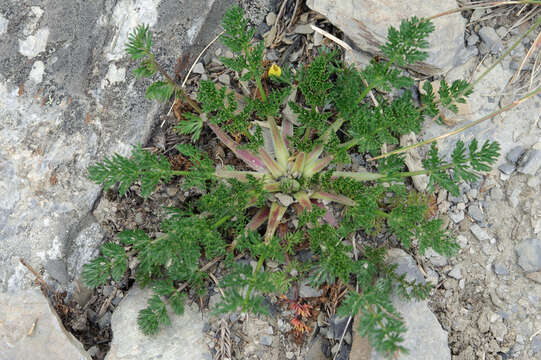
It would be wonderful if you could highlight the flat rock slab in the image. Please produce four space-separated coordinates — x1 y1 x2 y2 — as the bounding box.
0 288 91 360
306 0 466 75
0 0 218 291
105 285 211 360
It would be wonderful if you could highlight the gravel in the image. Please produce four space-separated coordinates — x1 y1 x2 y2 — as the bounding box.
468 205 485 222
498 162 515 175
470 224 490 241
449 210 465 223
192 62 205 74
517 149 541 175
506 146 525 164
493 262 509 275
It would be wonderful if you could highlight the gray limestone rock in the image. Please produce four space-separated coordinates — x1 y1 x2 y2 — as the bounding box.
471 224 491 241
498 162 516 175
515 238 541 272
306 0 466 75
105 285 211 360
493 262 509 276
369 249 451 360
468 204 485 222
507 146 525 164
0 0 232 292
478 27 504 54
0 288 91 360
517 149 541 175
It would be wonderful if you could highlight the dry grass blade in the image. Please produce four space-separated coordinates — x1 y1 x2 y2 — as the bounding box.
511 30 541 83
214 318 232 360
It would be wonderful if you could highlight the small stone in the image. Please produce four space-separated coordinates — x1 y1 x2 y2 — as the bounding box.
286 351 295 359
507 146 525 164
448 266 462 280
265 50 279 61
192 62 205 74
493 262 509 275
468 188 478 200
329 315 349 340
166 185 178 197
218 74 230 85
509 188 521 208
456 202 466 211
313 31 323 46
344 331 352 345
134 212 144 225
495 26 508 38
517 149 541 175
97 311 112 329
478 27 504 54
478 311 490 333
299 280 323 298
294 24 314 34
515 238 541 272
468 205 485 222
448 210 464 223
214 48 222 57
331 343 340 354
528 176 540 188
490 320 508 341
225 51 234 59
470 8 485 21
102 285 115 297
498 163 515 175
260 335 273 346
457 235 468 248
491 187 505 201
467 33 479 47
266 12 276 26
471 224 490 241
425 248 448 267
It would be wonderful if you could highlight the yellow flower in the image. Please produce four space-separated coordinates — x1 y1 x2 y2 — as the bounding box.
268 63 281 77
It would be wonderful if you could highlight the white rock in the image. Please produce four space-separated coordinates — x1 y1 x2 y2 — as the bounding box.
0 14 8 35
106 286 211 360
28 61 45 83
0 289 91 360
19 27 49 58
192 62 205 74
470 224 490 241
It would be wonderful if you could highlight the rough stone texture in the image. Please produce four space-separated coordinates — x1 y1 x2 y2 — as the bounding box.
0 288 91 360
367 249 451 360
478 27 504 54
517 148 541 175
306 0 466 75
422 60 541 166
105 285 211 360
515 238 541 272
0 0 223 292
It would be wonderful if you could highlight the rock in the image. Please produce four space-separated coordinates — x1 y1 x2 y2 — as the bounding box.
299 280 323 298
456 235 468 248
265 12 276 26
508 188 521 208
106 285 211 360
491 187 505 201
495 26 508 39
400 132 429 192
259 335 273 346
449 210 465 223
448 266 462 280
307 0 465 75
498 163 516 175
192 62 205 75
425 248 448 267
470 224 490 241
515 238 541 272
369 249 451 360
467 205 485 222
294 24 314 34
477 310 491 333
304 337 328 360
532 336 541 354
517 149 541 175
478 27 504 54
218 73 230 86
0 0 222 292
467 33 479 47
329 314 349 340
493 262 509 275
507 146 525 164
490 320 508 341
0 288 91 360
97 311 112 330
44 259 70 285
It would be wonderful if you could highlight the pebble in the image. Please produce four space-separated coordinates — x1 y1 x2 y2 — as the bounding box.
478 27 504 53
515 238 541 272
456 202 466 211
260 335 273 346
331 343 340 354
192 62 205 75
313 31 323 46
224 51 234 59
218 74 230 86
166 185 178 197
508 147 525 166
490 320 508 341
448 266 463 280
491 187 505 201
509 188 521 208
467 33 479 47
495 26 508 38
471 224 490 241
97 311 112 329
468 205 485 222
134 212 144 225
286 351 295 359
532 336 541 354
294 24 314 34
493 262 509 275
329 315 349 340
457 235 468 248
425 248 448 267
265 49 279 61
517 149 541 175
265 12 276 26
299 281 323 298
449 210 465 223
498 162 515 175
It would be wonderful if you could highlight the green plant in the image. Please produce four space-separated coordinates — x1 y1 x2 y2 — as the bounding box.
83 7 501 358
